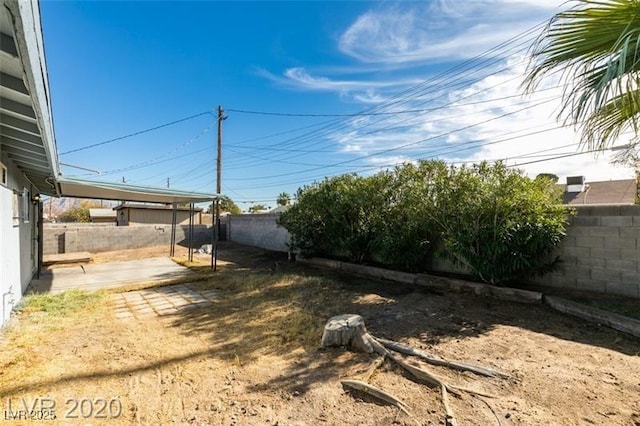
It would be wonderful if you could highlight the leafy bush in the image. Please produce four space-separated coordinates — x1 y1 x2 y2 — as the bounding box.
58 200 100 222
279 160 569 284
375 162 444 271
427 162 568 284
279 174 390 263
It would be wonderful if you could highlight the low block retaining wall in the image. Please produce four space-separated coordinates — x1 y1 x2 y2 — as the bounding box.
44 223 214 254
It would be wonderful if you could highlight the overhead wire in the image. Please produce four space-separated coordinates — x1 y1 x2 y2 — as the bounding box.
222 53 542 170
59 110 213 155
222 22 546 169
224 98 557 181
223 93 560 170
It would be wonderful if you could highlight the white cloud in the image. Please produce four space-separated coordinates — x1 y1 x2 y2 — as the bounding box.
338 1 562 64
327 54 636 182
256 66 420 94
256 0 635 183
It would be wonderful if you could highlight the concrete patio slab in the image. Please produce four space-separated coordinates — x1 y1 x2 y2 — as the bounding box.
28 257 194 294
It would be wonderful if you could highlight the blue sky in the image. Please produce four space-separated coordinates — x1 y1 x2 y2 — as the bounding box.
41 0 635 210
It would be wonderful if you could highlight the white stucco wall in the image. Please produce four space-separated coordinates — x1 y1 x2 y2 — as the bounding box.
0 154 37 327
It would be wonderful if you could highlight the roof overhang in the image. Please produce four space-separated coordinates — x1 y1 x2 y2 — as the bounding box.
56 176 218 204
0 0 60 195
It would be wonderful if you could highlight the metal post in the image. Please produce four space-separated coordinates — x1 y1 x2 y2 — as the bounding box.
170 203 177 257
188 203 194 262
37 201 43 278
213 105 224 271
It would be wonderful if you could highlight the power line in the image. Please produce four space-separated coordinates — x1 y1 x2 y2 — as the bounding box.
225 99 556 181
59 110 213 155
222 24 544 168
95 123 215 176
224 93 559 170
223 58 548 169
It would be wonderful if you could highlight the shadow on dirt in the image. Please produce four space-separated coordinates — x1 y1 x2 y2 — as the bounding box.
162 243 639 395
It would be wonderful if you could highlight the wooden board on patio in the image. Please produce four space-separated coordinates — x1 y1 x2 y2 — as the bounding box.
43 251 92 266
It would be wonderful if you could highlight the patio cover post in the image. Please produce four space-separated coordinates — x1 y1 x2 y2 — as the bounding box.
170 203 177 257
210 198 216 270
188 203 194 262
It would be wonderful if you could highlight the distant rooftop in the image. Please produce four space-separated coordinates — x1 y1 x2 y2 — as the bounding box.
560 178 637 205
89 208 116 218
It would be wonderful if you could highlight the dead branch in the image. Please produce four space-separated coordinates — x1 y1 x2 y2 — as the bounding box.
323 314 502 424
341 379 411 416
475 395 502 426
376 337 509 379
362 354 386 383
441 384 458 426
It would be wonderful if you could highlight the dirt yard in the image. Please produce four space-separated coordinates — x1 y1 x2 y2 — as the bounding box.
1 243 639 425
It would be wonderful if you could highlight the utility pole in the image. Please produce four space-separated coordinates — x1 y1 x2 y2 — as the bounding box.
167 177 170 188
212 105 225 270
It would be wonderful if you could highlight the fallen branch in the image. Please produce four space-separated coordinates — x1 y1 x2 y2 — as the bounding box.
362 355 386 383
376 337 509 379
341 379 411 416
441 384 458 426
475 395 502 426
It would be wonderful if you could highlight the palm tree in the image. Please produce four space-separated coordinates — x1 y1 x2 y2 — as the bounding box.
525 0 640 156
276 192 291 206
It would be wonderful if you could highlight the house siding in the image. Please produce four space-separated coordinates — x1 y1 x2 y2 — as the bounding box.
0 154 38 327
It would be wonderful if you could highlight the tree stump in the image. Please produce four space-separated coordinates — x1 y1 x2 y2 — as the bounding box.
322 315 509 425
320 314 374 353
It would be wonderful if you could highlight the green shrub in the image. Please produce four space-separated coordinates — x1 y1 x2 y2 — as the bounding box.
279 160 570 284
428 161 569 284
375 161 444 271
278 174 391 263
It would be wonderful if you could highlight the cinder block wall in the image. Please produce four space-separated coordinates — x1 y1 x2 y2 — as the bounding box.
532 205 640 298
225 206 639 299
44 223 214 254
227 214 290 252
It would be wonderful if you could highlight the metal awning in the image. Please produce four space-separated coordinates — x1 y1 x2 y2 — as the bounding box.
56 176 217 204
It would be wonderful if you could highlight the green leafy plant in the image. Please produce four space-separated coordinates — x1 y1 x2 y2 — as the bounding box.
277 192 292 206
279 174 390 263
280 161 569 284
428 162 569 284
208 196 241 215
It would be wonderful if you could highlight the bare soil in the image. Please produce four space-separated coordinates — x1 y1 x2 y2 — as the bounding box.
1 243 639 425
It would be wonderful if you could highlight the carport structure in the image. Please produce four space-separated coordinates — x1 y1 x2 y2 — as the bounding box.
54 176 220 266
29 177 219 294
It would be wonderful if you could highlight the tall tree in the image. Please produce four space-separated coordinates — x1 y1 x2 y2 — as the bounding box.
276 192 291 206
525 0 640 157
207 196 241 215
248 204 267 213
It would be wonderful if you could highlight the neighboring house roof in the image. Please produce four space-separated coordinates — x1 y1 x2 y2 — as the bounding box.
269 205 289 213
561 179 637 205
114 202 203 212
89 208 116 219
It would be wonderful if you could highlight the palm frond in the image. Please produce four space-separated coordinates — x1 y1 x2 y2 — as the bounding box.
524 0 640 151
